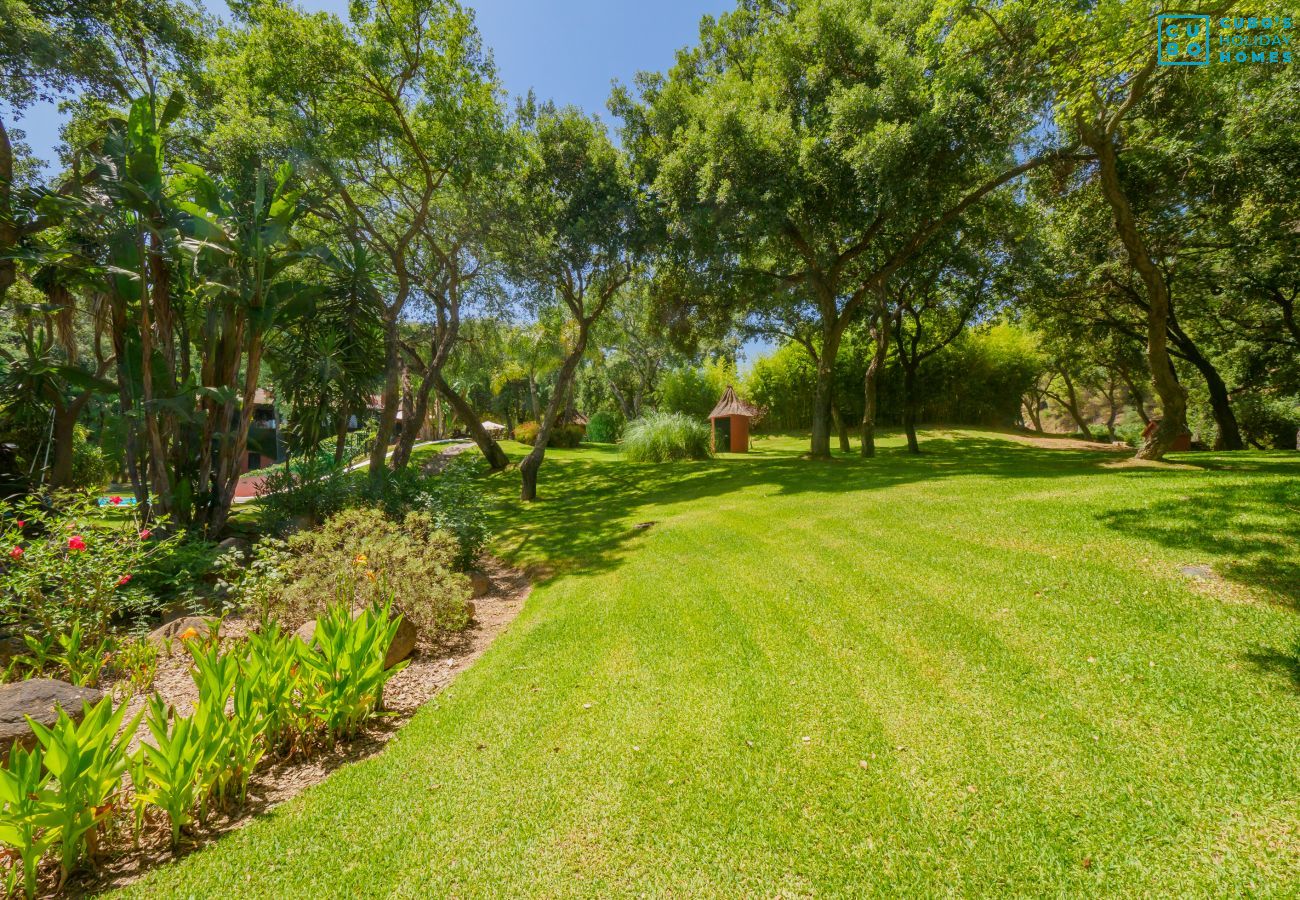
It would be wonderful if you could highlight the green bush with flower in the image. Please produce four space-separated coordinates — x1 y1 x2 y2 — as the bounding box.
1 494 180 645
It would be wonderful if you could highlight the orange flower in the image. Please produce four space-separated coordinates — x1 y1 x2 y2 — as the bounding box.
364 569 376 582
353 553 368 566
178 626 200 642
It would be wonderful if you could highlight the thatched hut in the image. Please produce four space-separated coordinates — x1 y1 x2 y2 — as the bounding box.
708 386 761 453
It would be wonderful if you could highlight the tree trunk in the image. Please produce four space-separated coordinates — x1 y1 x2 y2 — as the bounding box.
901 362 920 454
49 405 78 488
1120 369 1151 425
392 371 437 469
521 328 589 502
432 370 508 471
1059 372 1094 440
334 406 351 463
205 338 266 538
831 401 850 454
808 320 848 460
1171 334 1242 450
0 118 16 306
860 312 889 458
1087 128 1187 460
368 314 402 480
527 375 540 421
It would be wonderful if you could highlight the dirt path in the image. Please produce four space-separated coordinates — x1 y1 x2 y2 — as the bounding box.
1001 431 1129 452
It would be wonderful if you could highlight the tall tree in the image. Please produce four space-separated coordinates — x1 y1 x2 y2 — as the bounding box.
616 0 1078 459
230 0 506 478
505 103 642 501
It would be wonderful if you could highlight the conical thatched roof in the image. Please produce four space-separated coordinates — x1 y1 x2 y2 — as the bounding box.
709 385 761 420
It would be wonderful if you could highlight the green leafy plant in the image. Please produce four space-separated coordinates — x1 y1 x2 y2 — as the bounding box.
218 538 289 627
110 638 159 699
133 696 206 850
54 622 114 687
0 743 59 899
0 493 181 643
299 598 408 743
15 633 57 677
239 623 305 758
585 411 623 443
622 412 712 462
412 459 490 570
513 421 540 445
27 696 140 885
185 640 239 815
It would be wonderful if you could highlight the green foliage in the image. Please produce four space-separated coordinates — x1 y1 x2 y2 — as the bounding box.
409 459 490 571
0 743 58 899
585 411 623 443
279 508 470 637
659 361 734 420
0 494 181 643
53 623 113 688
219 539 290 628
237 624 303 758
512 421 583 449
622 413 712 463
68 426 114 491
256 436 370 532
135 695 207 849
298 598 407 743
27 696 140 882
110 638 159 699
1236 394 1300 450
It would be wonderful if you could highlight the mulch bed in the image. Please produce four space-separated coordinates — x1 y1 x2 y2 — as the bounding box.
63 556 530 897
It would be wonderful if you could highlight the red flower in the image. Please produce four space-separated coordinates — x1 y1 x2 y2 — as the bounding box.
138 529 152 541
68 535 87 552
110 496 122 506
8 546 21 560
15 521 23 529
117 574 132 587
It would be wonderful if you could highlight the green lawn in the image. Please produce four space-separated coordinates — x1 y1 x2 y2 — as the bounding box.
120 430 1300 896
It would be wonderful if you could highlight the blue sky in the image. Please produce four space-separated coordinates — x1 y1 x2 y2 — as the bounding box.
13 0 730 169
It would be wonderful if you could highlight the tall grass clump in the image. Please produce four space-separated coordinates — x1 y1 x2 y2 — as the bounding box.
622 413 712 462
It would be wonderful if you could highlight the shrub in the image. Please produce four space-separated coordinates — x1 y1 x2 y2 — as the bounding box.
255 429 376 532
411 458 489 570
585 411 622 443
0 494 181 643
278 508 470 636
69 426 114 491
513 421 583 449
513 421 540 445
551 424 585 448
622 412 712 462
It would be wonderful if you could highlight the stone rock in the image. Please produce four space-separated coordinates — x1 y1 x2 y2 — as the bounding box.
148 615 215 647
215 536 252 562
295 608 416 670
468 570 491 598
0 679 103 751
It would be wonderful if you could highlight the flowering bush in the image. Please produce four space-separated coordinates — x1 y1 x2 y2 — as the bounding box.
0 494 180 643
276 508 470 636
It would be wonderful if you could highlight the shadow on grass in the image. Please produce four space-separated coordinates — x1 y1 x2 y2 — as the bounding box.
1097 463 1300 607
477 433 1299 605
1244 644 1300 692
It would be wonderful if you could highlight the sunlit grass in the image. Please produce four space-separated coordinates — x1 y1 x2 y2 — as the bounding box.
119 429 1300 896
